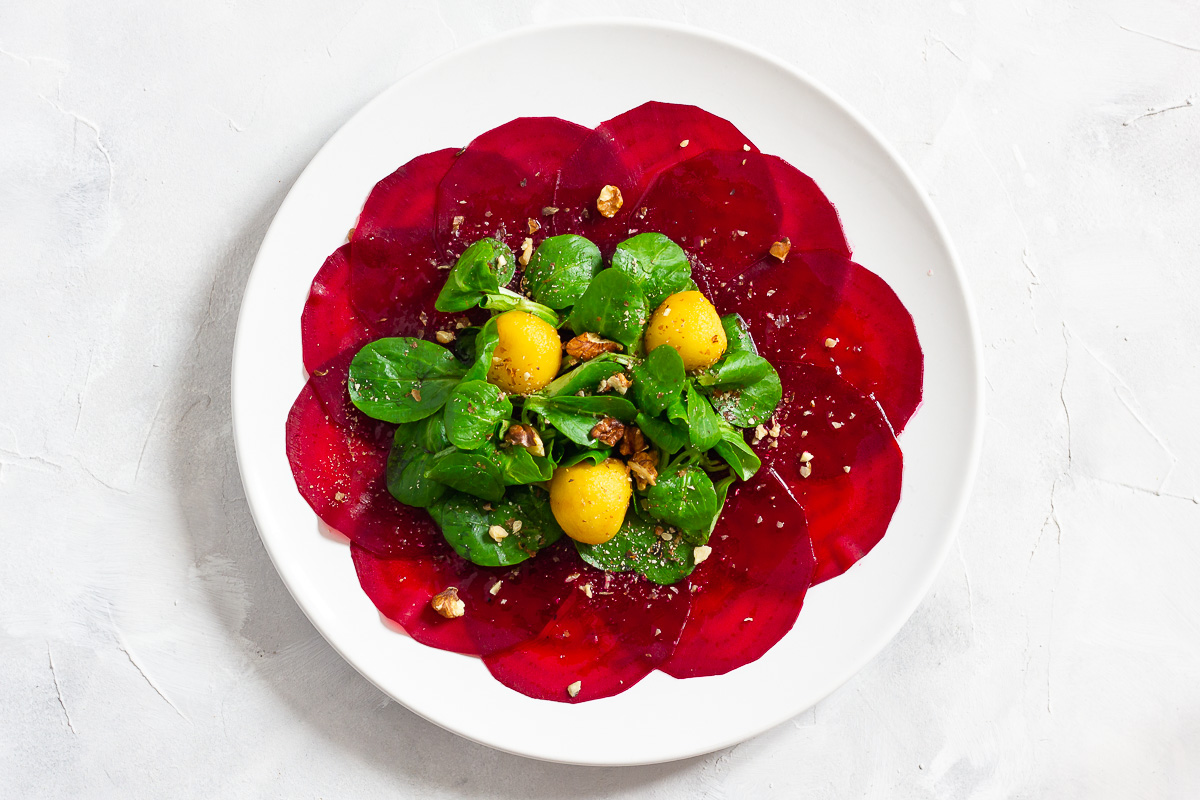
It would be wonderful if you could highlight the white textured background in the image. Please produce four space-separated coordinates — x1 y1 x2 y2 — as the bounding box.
3 1 1199 796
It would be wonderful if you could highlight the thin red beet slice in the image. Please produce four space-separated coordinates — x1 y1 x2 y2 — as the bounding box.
635 150 781 283
345 233 472 339
661 472 815 678
286 381 439 558
552 102 759 254
712 251 923 431
763 154 850 258
300 245 374 373
758 362 903 584
434 117 590 257
352 540 580 657
351 541 480 655
353 148 459 240
484 560 691 703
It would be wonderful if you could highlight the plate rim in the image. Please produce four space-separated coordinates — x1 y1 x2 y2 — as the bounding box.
231 17 985 765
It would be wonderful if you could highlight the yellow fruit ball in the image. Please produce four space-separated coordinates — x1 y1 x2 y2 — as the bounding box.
549 459 631 545
487 310 563 394
643 290 728 371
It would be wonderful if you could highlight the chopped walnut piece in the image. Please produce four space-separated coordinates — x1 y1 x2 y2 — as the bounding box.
800 451 814 463
431 587 465 618
435 330 456 344
843 465 852 473
799 463 812 479
410 387 422 402
519 237 534 266
619 425 648 457
528 217 542 234
504 424 545 457
451 215 465 232
693 545 712 564
541 206 560 216
604 372 632 395
488 525 509 542
769 237 792 261
679 138 690 147
824 337 838 348
567 680 582 698
489 580 503 596
564 332 623 361
628 450 659 490
596 184 624 218
590 417 626 447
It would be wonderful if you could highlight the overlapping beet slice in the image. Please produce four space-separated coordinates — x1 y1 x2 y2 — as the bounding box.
354 148 459 240
552 102 759 254
301 245 373 373
713 251 923 431
484 563 691 703
286 382 440 559
661 473 815 678
434 117 590 256
352 539 581 657
758 363 903 584
636 149 782 282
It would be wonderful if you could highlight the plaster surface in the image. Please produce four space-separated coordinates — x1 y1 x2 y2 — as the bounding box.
2 1 1199 796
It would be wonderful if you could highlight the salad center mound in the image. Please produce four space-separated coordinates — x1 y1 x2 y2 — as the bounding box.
346 231 782 586
285 102 924 703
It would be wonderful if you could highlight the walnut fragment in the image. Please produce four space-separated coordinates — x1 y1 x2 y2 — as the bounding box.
628 450 659 490
504 423 546 457
590 417 626 447
596 184 624 218
431 587 465 619
564 332 623 361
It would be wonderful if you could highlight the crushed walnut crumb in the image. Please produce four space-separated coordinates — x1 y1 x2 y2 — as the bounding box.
680 138 690 147
409 387 422 402
799 463 812 479
451 215 465 232
596 184 624 218
435 330 456 344
769 237 792 261
489 581 503 596
603 372 632 395
527 218 541 234
488 525 509 542
800 451 814 463
693 545 712 564
824 337 838 348
519 237 534 266
567 681 582 698
431 587 465 618
844 466 852 473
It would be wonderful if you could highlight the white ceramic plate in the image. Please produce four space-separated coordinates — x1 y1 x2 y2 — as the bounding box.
232 20 983 765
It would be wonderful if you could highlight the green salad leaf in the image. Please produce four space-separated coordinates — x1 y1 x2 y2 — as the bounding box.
720 313 758 355
642 463 719 539
431 486 563 567
524 234 603 309
348 338 466 423
494 443 555 485
610 233 694 308
481 287 559 326
634 411 689 455
526 394 638 446
435 238 516 312
631 344 686 415
462 316 499 383
707 363 782 427
712 419 761 481
542 356 624 398
568 269 649 352
426 451 505 502
685 382 723 451
443 379 512 450
575 510 696 585
386 415 451 508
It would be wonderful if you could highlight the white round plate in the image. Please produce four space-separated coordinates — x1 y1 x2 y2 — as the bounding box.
232 20 983 766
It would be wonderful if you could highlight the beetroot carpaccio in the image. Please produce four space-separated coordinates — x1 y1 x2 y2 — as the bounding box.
286 102 923 703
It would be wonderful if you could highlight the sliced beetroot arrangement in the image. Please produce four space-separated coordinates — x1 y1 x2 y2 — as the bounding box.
286 382 441 559
758 362 904 584
284 107 924 703
354 148 459 240
434 117 589 257
301 245 374 373
552 102 759 254
713 251 923 432
662 472 815 678
637 150 782 284
484 563 691 702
